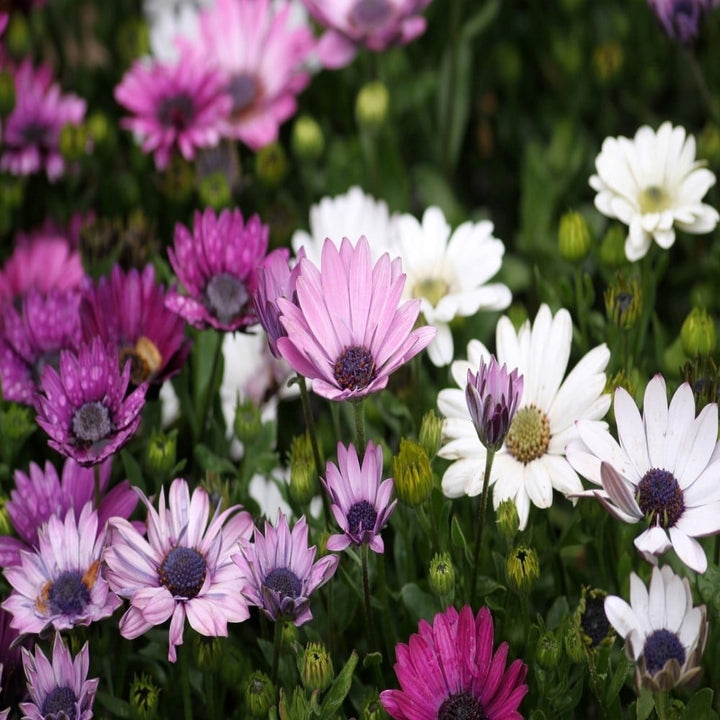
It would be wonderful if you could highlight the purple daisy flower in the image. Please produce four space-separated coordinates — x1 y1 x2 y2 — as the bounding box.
34 337 148 466
103 478 254 663
80 264 191 388
233 512 338 625
166 207 270 332
647 0 713 44
322 441 396 554
20 633 98 720
2 503 121 635
276 236 436 401
380 605 528 720
114 54 231 170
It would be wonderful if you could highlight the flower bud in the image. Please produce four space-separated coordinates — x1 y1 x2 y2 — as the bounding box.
116 18 150 64
574 586 614 650
160 155 195 201
392 438 434 506
564 625 586 663
282 621 299 650
130 674 161 720
289 433 317 506
300 642 334 693
59 123 88 162
0 497 13 537
255 141 288 187
418 410 443 459
593 42 623 84
360 693 389 720
604 273 641 330
291 114 324 161
598 223 627 268
192 633 222 671
558 210 592 263
505 545 540 593
681 307 716 357
536 631 562 669
145 429 178 477
86 110 113 148
496 499 520 541
245 671 277 718
0 403 35 442
5 14 30 58
234 398 263 445
428 552 455 601
199 171 232 211
355 81 390 131
0 69 15 117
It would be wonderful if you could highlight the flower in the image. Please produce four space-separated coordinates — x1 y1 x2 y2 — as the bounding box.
391 206 512 366
0 59 86 181
19 633 99 720
2 503 121 634
438 304 611 530
165 207 270 332
276 236 436 401
103 478 254 663
34 337 148 466
114 54 231 170
604 565 708 691
301 0 433 69
233 512 338 625
566 374 720 573
647 0 714 44
589 122 719 261
379 604 528 720
322 440 397 553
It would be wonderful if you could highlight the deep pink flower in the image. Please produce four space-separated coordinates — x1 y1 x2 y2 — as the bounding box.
166 207 270 331
380 605 528 720
114 55 231 170
276 236 435 401
647 0 713 43
104 478 254 663
322 441 396 553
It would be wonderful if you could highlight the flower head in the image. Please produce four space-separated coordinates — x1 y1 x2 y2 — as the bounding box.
233 513 338 625
380 604 528 720
104 478 253 663
566 374 720 573
604 565 708 691
322 441 397 553
647 0 713 44
590 122 719 261
276 236 436 401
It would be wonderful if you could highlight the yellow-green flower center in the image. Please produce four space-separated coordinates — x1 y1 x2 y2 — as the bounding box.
412 277 449 308
505 405 550 464
638 185 670 214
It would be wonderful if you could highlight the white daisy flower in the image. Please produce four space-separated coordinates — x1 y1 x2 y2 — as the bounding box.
590 121 719 261
566 374 720 573
391 206 512 366
438 304 611 530
604 565 707 692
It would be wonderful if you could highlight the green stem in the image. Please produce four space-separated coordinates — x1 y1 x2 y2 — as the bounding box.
442 0 465 178
179 645 192 720
682 46 720 124
574 268 589 353
199 331 224 440
353 399 366 455
205 666 217 720
654 690 669 720
361 543 378 653
271 619 284 685
470 447 496 604
375 551 394 662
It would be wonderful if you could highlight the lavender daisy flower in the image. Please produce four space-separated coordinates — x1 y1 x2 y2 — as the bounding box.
647 0 713 44
20 633 98 720
34 337 148 466
322 441 396 554
166 207 270 331
276 237 436 401
380 604 528 720
2 503 120 634
104 478 254 663
233 513 338 625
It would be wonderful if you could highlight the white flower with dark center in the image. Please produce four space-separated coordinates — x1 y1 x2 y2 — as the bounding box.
438 304 611 530
590 121 719 261
604 565 708 692
566 374 720 573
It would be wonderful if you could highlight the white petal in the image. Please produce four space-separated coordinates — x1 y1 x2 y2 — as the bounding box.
604 596 639 640
615 386 650 477
525 460 553 509
642 375 669 468
634 526 672 557
668 528 707 573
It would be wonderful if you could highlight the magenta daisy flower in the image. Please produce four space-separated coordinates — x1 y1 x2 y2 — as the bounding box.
166 207 270 331
233 512 339 625
20 633 98 720
380 604 528 720
80 263 191 388
114 54 231 170
34 337 148 466
0 59 86 181
322 441 396 553
276 236 436 401
2 503 120 635
103 478 254 663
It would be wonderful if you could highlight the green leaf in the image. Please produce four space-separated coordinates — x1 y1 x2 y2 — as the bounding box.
683 688 719 720
95 690 134 719
401 582 438 623
604 652 630 706
636 688 654 720
120 448 145 492
193 443 237 475
318 650 358 718
362 651 383 669
450 514 472 563
460 0 500 40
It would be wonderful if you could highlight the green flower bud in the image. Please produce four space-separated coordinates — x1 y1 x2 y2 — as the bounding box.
289 433 317 506
234 398 263 445
145 429 178 477
199 171 232 211
392 438 434 506
355 81 389 131
59 123 87 162
496 499 520 541
245 671 277 718
574 586 614 651
192 633 223 671
564 625 586 664
598 224 627 268
360 693 389 720
0 402 35 443
255 142 288 186
0 497 13 537
681 355 720 411
5 14 30 59
558 210 592 263
418 410 443 459
130 674 161 720
668 699 686 720
536 631 562 669
698 123 720 168
300 642 334 693
604 273 641 330
505 545 540 593
681 307 717 358
0 69 15 117
116 18 150 65
428 552 455 601
593 42 623 84
160 155 195 201
86 111 112 148
291 115 324 161
282 621 299 650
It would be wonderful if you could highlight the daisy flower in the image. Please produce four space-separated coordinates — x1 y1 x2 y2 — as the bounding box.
380 604 528 720
103 478 253 663
589 121 719 261
438 304 611 530
391 206 512 366
647 0 714 44
566 374 720 573
604 565 708 691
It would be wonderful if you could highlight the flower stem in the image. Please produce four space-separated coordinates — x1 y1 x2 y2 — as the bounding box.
471 447 496 604
179 644 192 720
654 690 669 720
361 543 378 653
199 330 224 440
271 619 284 685
353 398 366 455
442 0 465 178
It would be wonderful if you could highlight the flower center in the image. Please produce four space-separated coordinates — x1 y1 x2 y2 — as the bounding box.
581 596 611 648
265 567 302 600
158 546 207 599
412 277 449 308
505 405 550 464
636 468 685 528
349 0 393 30
437 691 488 720
643 628 686 676
71 401 112 445
41 686 78 720
334 345 376 391
227 73 259 117
347 500 378 536
20 121 52 146
32 349 61 384
47 570 91 616
639 185 670 214
157 92 195 131
119 336 163 385
205 273 249 324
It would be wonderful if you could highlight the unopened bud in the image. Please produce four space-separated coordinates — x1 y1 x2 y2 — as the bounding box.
301 642 334 693
681 307 716 357
418 410 443 459
355 81 389 131
130 674 161 720
536 631 562 669
234 398 263 445
291 115 324 161
192 633 222 671
59 123 87 162
558 210 591 263
160 155 195 201
289 433 317 505
360 693 388 720
598 224 627 268
496 499 520 541
245 671 277 718
392 438 434 506
0 69 15 117
575 587 614 650
428 552 455 601
564 625 586 663
255 142 287 187
506 545 539 593
199 171 231 211
146 429 178 477
604 273 641 330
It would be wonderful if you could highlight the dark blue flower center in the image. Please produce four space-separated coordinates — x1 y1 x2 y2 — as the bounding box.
158 93 195 130
48 570 91 616
41 685 77 720
265 567 302 600
643 628 686 676
349 0 393 30
347 500 377 536
158 546 207 599
205 273 249 324
71 401 112 444
334 345 376 391
581 596 611 648
21 121 52 146
636 468 685 528
227 73 259 116
438 691 487 720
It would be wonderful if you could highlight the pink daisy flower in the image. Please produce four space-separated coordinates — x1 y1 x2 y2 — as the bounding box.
276 236 435 401
103 478 254 663
380 604 528 720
